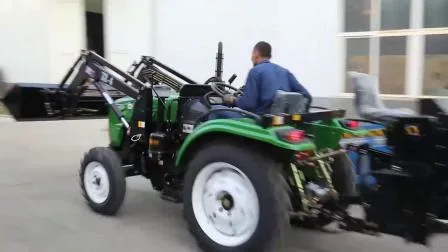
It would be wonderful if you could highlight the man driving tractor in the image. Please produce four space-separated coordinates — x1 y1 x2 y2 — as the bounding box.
210 41 312 119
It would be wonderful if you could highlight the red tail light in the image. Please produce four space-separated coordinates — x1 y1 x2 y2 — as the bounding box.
287 130 305 142
346 120 360 129
277 129 305 143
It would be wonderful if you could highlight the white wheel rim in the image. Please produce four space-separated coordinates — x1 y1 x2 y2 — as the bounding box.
84 161 110 204
191 162 260 247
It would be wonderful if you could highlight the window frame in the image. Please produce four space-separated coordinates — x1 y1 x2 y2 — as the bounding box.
339 0 448 98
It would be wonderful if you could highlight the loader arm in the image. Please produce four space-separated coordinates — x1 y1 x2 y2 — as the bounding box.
60 50 141 99
0 51 153 121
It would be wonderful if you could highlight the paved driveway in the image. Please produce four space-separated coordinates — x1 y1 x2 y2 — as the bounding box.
0 117 446 252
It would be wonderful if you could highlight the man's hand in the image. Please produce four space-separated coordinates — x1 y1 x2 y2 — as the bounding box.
223 94 236 106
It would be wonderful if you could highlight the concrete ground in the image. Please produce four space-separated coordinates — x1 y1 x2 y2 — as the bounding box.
0 117 446 252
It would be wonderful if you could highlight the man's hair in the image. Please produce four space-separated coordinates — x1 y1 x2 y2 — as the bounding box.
254 41 272 58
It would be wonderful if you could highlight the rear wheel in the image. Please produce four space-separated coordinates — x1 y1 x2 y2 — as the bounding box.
79 147 126 215
183 141 291 252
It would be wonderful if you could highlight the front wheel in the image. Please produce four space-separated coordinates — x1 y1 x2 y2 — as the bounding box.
79 147 126 215
183 141 291 252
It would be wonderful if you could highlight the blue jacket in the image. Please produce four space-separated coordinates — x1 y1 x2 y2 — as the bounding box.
235 60 312 115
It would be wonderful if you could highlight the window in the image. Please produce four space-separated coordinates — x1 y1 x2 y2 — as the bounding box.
380 0 410 30
423 35 448 95
342 0 409 95
424 0 448 28
342 0 448 97
345 38 370 92
422 0 448 96
344 0 372 32
379 36 407 94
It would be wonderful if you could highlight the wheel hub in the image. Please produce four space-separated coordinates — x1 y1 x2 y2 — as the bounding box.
192 162 260 247
83 161 110 204
220 193 234 211
93 173 101 187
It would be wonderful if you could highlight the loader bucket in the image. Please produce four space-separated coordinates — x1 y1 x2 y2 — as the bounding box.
0 82 123 121
1 83 58 120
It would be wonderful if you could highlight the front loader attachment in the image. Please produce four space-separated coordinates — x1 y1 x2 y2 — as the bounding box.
0 82 126 121
0 50 143 122
0 48 204 122
1 82 59 120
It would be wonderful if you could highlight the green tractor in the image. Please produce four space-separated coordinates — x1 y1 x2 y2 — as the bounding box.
3 43 448 251
0 44 356 251
83 46 354 251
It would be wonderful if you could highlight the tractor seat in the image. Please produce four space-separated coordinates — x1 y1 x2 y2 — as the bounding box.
270 90 309 115
348 71 416 124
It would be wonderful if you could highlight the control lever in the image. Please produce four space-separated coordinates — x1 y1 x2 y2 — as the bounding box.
228 74 237 85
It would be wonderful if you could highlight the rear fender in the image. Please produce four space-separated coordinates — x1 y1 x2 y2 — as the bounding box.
174 119 315 173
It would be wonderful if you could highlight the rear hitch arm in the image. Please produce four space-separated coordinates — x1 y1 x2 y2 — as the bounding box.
296 149 347 167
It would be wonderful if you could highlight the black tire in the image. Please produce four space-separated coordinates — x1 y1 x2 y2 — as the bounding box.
183 140 291 252
79 147 126 215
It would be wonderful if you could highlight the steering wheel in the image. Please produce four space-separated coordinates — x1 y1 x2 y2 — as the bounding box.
210 82 244 97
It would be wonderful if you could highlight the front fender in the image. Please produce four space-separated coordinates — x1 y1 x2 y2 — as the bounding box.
175 119 315 167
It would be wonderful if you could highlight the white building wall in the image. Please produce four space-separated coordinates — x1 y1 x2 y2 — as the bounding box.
1 0 342 98
154 0 343 97
0 0 51 83
103 0 156 70
0 0 85 84
47 0 86 83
